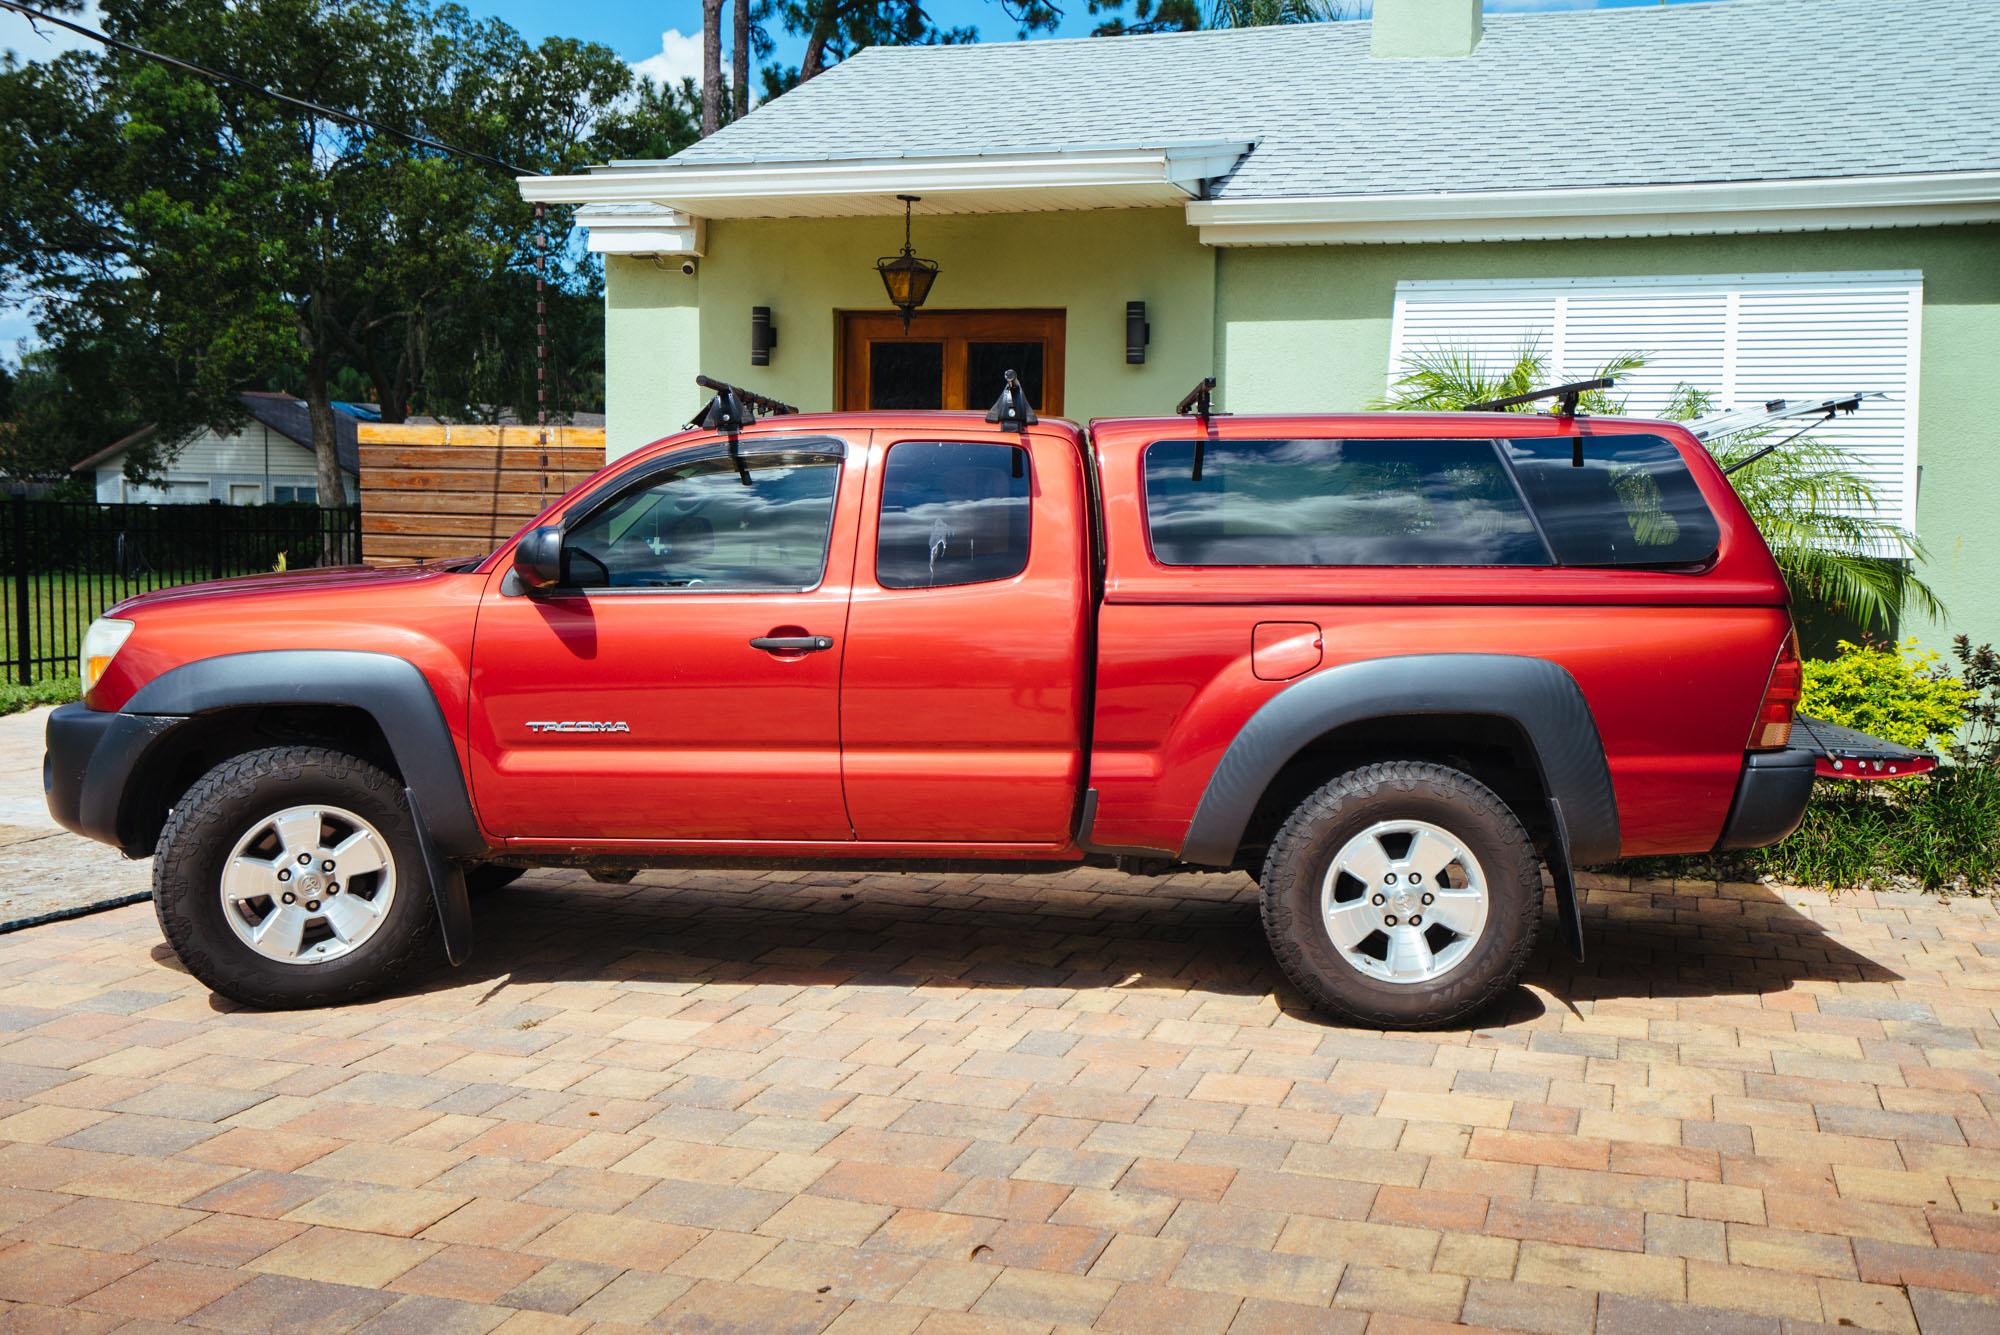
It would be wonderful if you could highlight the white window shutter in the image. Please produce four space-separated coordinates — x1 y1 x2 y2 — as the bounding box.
1389 273 1923 536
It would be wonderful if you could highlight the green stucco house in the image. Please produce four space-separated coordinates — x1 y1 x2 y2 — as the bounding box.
522 0 2000 650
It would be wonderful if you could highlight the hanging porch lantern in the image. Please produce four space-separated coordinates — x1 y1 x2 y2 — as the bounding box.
876 194 939 333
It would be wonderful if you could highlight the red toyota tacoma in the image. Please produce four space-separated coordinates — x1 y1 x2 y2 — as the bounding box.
44 379 1926 1028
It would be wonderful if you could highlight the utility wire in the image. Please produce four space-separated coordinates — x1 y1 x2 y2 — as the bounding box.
0 0 532 176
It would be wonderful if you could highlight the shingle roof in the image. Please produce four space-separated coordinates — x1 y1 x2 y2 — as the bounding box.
74 394 361 475
665 0 2000 200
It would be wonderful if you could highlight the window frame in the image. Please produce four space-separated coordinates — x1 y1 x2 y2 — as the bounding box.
551 435 849 597
872 438 1036 593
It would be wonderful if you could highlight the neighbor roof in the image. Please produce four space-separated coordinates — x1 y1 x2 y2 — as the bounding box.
73 393 361 475
663 0 2000 201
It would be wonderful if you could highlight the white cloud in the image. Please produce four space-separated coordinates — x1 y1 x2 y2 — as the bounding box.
631 28 704 90
1482 1 1601 11
0 2 102 64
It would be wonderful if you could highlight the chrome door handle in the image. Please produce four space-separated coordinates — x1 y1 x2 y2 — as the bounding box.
749 635 834 652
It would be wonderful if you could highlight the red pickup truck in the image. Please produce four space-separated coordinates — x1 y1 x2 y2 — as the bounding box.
44 379 1924 1028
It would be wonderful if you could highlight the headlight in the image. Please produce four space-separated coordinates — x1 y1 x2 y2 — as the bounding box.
79 618 135 696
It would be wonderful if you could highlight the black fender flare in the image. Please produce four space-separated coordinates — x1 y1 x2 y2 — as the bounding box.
1178 654 1618 957
120 649 486 860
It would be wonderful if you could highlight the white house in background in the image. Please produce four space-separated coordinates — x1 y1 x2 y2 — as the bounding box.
73 392 361 505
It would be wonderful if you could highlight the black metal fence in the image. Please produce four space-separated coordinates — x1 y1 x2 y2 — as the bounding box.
2 496 363 685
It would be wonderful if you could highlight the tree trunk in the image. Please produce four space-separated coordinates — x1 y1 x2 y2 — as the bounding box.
800 0 839 83
701 0 724 137
732 0 749 119
301 353 352 564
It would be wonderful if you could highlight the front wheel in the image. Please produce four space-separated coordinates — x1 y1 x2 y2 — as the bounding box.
153 747 441 1009
1259 761 1542 1029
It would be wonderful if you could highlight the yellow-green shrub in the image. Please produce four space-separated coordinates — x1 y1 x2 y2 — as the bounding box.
1800 638 1968 752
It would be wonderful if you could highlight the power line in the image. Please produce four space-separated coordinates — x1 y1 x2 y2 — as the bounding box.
0 0 532 176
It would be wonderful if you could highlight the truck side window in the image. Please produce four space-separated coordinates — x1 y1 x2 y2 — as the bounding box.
1143 438 1549 567
1502 435 1720 567
560 449 841 591
876 440 1032 589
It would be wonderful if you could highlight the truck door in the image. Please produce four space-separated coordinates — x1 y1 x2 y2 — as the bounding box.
468 435 861 842
838 430 1091 844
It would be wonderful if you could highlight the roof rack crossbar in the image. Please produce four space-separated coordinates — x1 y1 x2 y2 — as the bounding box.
1466 377 1615 416
1177 375 1217 421
692 375 798 486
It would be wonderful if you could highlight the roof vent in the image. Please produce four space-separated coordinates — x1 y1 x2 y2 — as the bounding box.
1371 0 1482 59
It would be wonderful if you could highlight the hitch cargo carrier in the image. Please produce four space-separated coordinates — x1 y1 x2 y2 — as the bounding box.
1793 714 1937 780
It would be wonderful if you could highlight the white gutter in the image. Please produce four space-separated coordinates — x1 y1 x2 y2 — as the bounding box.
519 144 1251 219
1188 171 2000 245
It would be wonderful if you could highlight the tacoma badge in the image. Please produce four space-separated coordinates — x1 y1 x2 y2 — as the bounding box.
525 721 631 733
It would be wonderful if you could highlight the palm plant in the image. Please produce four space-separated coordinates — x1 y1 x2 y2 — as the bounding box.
1207 0 1356 26
1374 341 1941 632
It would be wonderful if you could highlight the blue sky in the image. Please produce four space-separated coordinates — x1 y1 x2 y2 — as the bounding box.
0 0 1716 361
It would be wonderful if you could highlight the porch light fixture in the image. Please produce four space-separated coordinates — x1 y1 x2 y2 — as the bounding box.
1126 301 1150 364
750 306 777 366
876 194 939 332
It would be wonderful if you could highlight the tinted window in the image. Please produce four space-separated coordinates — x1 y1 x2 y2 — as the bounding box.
1503 435 1719 566
562 449 840 591
1144 438 1548 567
877 440 1032 589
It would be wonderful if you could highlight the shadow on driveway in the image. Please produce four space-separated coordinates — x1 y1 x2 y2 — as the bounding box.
156 866 1901 1029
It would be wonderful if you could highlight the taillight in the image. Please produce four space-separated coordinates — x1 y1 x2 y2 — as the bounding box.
1749 628 1803 750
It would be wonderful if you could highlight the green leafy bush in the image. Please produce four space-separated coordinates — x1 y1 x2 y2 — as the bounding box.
1800 638 1968 752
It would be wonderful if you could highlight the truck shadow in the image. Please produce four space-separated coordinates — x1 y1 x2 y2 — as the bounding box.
377 866 1899 1030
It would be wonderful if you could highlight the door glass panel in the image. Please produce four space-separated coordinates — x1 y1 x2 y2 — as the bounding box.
966 341 1043 410
869 341 944 409
561 451 841 590
876 441 1032 589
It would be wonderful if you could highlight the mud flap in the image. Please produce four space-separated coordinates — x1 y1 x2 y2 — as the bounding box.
406 787 472 966
1547 797 1585 961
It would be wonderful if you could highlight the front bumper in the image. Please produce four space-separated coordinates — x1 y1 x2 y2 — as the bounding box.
44 702 184 855
1713 746 1817 852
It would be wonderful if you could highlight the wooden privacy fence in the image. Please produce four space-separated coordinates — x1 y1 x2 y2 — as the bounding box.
358 423 605 564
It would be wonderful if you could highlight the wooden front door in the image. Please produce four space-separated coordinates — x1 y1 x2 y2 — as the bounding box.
839 310 1065 415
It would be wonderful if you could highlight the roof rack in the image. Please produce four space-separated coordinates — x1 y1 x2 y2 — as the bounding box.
1176 377 1220 482
1177 375 1218 422
984 369 1037 433
1466 377 1615 417
692 375 799 485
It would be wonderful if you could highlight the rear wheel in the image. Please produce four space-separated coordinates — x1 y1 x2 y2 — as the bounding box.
153 747 440 1009
1259 761 1541 1029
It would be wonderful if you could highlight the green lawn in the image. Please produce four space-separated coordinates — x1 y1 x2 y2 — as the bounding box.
2 570 227 685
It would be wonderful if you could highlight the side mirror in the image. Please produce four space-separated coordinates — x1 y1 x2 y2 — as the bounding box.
513 525 564 588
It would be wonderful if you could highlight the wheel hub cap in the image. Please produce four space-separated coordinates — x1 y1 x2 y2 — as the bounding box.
1319 818 1488 985
220 804 396 965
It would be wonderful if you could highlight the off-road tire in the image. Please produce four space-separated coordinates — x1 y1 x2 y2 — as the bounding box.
1259 761 1542 1029
153 746 440 1009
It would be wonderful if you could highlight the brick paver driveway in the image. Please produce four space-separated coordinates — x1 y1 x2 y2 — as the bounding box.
0 865 1995 1335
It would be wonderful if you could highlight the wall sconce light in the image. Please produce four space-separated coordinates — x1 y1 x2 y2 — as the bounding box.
1126 301 1150 364
751 307 777 366
876 195 940 333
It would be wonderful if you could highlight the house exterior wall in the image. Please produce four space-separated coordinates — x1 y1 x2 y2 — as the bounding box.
602 208 1217 458
91 423 353 504
1214 223 2000 655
